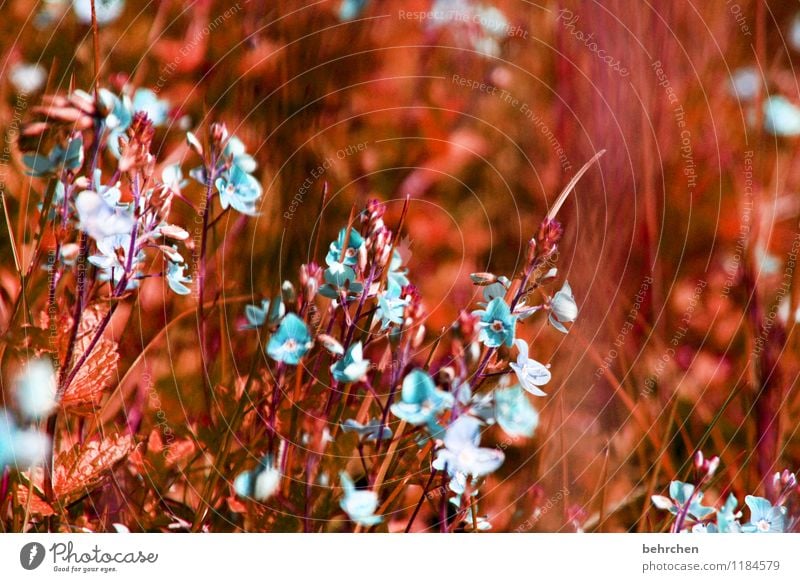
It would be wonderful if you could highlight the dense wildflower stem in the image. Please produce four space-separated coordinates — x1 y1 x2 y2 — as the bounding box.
439 471 449 532
375 334 407 453
197 153 218 414
404 469 438 532
191 344 265 531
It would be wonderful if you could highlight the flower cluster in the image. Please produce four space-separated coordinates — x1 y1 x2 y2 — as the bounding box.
652 452 797 533
234 195 579 531
186 127 264 216
3 79 196 517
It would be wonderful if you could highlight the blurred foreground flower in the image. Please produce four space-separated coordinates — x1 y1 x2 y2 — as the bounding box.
390 369 454 429
234 456 281 502
339 473 381 526
14 359 58 420
494 384 539 437
433 415 505 478
341 419 392 442
764 95 800 136
330 342 370 383
10 63 47 94
73 0 125 24
0 411 50 469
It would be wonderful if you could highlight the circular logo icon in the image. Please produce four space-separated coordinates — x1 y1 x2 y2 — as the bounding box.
20 542 46 570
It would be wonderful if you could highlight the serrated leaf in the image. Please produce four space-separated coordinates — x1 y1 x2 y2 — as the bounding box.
15 485 56 516
53 433 134 504
59 304 119 413
61 337 118 412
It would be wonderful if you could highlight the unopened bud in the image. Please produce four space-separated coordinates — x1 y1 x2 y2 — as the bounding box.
317 334 344 356
300 262 322 301
437 366 455 384
358 243 368 271
186 131 204 156
526 238 537 263
211 122 228 147
281 280 296 304
470 272 498 286
537 218 563 256
411 324 426 349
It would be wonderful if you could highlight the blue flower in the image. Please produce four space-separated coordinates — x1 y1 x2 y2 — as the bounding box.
729 67 760 102
494 385 539 438
98 89 133 157
651 481 715 521
132 88 170 127
326 228 365 267
509 339 551 397
267 314 313 365
75 190 134 242
88 233 143 289
375 291 407 329
341 418 392 442
0 409 50 469
742 496 785 533
215 164 263 216
166 262 192 295
223 136 258 173
242 298 285 329
319 261 364 300
458 381 494 423
386 249 409 296
390 369 454 428
14 359 57 420
432 416 505 478
23 134 84 177
94 88 166 158
233 456 281 501
429 0 508 57
792 12 800 51
73 0 125 24
482 280 509 302
330 342 370 383
162 164 187 193
764 96 800 136
9 62 46 94
339 472 381 526
339 0 369 20
715 494 742 533
473 297 516 348
549 281 578 333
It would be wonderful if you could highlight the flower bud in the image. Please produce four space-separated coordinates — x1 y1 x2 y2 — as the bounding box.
211 122 228 148
526 238 537 264
317 334 344 356
186 131 203 156
281 280 297 304
411 324 426 349
470 272 498 286
300 262 322 302
537 218 563 257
